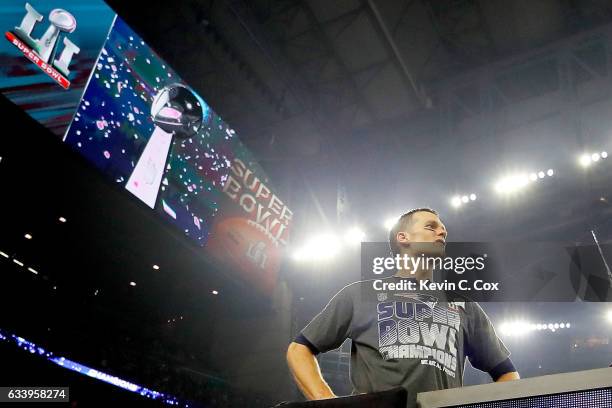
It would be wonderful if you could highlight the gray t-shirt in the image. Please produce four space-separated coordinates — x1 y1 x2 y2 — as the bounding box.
301 276 510 408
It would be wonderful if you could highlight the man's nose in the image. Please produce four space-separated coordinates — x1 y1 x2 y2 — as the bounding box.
437 229 447 238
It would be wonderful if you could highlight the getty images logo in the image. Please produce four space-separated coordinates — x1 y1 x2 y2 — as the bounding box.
5 3 80 89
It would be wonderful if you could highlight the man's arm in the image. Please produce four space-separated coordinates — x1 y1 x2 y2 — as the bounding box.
286 342 337 400
488 357 519 382
466 303 520 382
287 284 354 399
495 371 520 382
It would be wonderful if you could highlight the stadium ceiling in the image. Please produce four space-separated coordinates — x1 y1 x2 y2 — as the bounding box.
107 0 612 158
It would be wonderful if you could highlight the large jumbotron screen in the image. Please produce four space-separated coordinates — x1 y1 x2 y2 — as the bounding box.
0 0 291 295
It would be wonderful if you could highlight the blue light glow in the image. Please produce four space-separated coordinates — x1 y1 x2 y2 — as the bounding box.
0 328 188 406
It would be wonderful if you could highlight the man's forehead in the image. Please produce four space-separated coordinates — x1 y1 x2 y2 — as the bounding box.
412 211 442 223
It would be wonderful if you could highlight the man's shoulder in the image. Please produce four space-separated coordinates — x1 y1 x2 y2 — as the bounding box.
342 276 401 291
332 278 390 298
337 278 376 294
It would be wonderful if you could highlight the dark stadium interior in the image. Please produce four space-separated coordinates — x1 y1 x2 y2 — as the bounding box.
1 0 612 407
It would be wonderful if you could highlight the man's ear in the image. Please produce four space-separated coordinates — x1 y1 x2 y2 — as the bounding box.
396 231 411 243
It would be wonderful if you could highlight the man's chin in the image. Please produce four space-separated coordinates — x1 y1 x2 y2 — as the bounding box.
410 242 446 258
427 249 446 258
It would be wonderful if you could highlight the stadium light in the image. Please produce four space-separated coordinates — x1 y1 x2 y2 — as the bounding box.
292 233 341 263
579 154 592 167
495 167 554 194
451 193 477 208
291 249 306 262
344 227 366 245
607 310 612 323
499 320 532 337
579 151 608 168
494 173 529 194
500 320 571 336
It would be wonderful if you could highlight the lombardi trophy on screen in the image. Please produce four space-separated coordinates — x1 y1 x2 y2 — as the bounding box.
126 84 204 208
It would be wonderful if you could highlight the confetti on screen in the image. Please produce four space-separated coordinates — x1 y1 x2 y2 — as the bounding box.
64 17 236 245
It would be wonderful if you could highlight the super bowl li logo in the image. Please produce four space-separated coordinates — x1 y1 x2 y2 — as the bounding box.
5 3 80 89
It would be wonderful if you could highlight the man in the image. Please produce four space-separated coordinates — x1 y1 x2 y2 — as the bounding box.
286 208 519 406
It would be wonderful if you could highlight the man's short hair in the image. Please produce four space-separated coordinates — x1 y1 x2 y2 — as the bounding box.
388 208 439 255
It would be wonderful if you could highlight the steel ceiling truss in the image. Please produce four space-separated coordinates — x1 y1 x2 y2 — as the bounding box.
255 0 379 128
422 0 496 73
362 0 429 106
440 26 612 132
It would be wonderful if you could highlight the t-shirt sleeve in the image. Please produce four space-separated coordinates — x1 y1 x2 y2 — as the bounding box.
465 302 510 374
300 284 354 354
